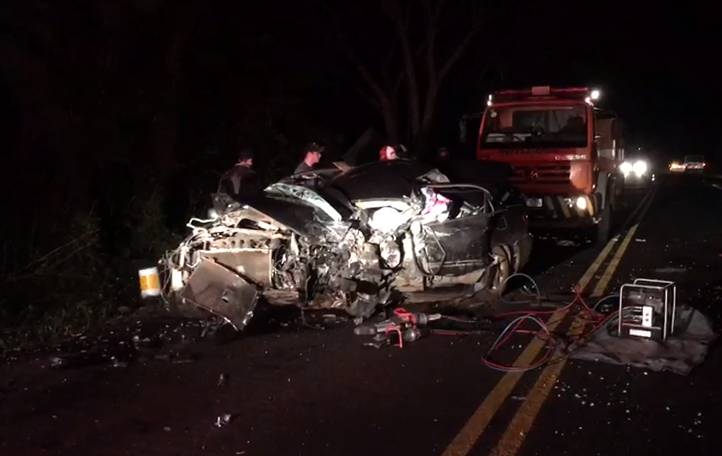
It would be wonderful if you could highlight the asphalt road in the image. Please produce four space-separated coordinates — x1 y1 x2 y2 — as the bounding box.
2 173 721 456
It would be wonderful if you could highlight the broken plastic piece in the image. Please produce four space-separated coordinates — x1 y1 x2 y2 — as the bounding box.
214 414 233 428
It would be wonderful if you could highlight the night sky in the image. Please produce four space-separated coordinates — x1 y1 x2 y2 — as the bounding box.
2 2 720 165
0 0 720 252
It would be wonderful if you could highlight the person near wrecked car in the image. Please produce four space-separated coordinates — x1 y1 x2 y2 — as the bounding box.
294 141 325 174
380 144 409 161
433 146 451 174
379 145 398 161
218 148 260 200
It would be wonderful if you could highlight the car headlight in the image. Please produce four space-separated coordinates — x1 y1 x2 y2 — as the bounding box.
632 160 648 177
379 239 402 268
619 161 633 177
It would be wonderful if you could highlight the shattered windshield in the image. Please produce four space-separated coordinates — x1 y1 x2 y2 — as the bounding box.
264 182 343 223
481 105 588 148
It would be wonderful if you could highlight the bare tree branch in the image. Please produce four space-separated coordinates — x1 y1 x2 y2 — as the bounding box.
422 0 438 86
338 37 389 107
438 21 481 84
390 1 421 136
353 85 382 111
333 1 486 148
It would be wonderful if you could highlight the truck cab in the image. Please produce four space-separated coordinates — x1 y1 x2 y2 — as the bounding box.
476 86 624 242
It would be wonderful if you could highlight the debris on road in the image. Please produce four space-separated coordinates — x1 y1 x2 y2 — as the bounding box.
49 352 106 369
654 266 688 274
214 414 234 428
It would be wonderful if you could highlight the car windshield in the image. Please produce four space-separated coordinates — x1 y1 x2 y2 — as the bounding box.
264 182 344 222
480 105 588 148
684 155 704 163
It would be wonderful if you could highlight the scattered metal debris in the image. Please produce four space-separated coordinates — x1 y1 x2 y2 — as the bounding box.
654 267 688 274
214 414 234 428
111 358 128 369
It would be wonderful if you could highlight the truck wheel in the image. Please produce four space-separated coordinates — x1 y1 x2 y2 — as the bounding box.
489 245 511 296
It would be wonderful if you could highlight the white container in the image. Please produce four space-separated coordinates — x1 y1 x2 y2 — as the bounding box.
138 267 161 298
170 268 184 291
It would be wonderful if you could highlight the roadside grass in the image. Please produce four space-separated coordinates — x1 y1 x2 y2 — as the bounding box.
0 193 182 359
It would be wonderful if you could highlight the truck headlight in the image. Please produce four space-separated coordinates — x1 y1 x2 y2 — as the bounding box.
632 160 648 177
575 196 588 211
619 161 633 177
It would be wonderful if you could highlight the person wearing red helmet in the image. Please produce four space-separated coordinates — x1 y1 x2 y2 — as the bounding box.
379 145 399 161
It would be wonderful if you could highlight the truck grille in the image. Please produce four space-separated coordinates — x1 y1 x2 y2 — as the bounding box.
511 163 571 184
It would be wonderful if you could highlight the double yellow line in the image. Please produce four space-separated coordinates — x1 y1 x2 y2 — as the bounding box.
443 187 657 456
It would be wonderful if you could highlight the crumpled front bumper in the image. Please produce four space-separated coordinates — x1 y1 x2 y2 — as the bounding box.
180 259 259 331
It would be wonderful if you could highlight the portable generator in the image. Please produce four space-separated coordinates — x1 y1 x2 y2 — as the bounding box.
617 279 676 341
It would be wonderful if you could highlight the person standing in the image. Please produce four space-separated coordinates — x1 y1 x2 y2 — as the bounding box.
218 148 259 200
378 145 399 161
294 141 325 174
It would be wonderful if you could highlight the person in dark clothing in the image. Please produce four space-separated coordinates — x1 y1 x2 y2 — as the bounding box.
218 149 260 201
294 141 324 174
434 146 451 173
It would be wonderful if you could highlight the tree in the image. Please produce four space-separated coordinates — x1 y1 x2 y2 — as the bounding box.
333 0 488 151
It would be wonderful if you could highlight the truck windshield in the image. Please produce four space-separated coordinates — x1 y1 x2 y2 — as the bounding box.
480 105 587 148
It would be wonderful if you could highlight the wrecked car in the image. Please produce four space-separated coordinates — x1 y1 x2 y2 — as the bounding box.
159 160 532 330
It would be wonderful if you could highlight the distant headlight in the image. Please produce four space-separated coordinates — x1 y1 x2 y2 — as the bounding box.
619 161 633 177
632 160 648 177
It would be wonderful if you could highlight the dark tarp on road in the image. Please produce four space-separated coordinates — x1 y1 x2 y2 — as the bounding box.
570 307 716 375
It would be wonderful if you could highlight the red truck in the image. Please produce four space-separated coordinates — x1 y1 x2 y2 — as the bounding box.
476 86 624 243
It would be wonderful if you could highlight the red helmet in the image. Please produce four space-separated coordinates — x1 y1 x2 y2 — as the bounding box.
379 145 397 161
